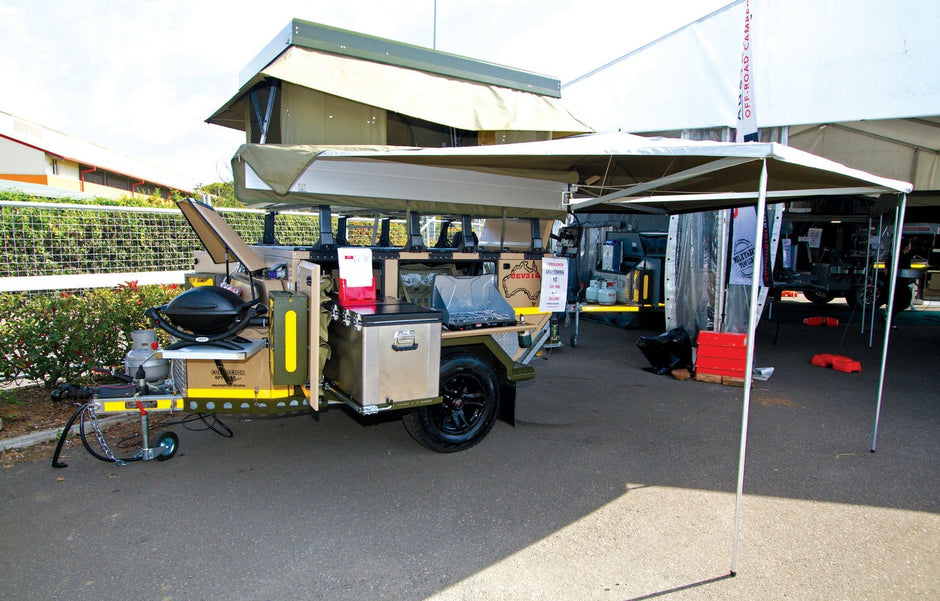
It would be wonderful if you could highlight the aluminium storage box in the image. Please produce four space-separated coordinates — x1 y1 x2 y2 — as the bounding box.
324 298 442 407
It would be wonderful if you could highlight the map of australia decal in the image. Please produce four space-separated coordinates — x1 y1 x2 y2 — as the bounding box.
501 260 541 302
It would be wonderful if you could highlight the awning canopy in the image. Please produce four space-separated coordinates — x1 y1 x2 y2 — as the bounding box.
209 46 592 136
232 142 574 220
231 132 911 219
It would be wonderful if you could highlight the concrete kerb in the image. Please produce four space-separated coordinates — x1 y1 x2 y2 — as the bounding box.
0 414 125 453
1 378 131 453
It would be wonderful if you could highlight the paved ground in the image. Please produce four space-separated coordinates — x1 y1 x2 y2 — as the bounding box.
1 299 937 600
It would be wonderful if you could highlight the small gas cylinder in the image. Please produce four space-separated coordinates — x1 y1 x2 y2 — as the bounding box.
597 283 617 305
585 280 600 303
124 330 169 382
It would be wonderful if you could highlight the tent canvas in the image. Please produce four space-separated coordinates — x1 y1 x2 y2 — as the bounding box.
561 0 940 191
233 132 908 215
208 19 592 138
231 132 911 574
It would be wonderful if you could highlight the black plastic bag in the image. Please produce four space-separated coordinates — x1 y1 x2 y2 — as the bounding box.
636 327 693 375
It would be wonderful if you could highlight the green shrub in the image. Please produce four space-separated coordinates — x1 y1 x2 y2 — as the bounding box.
0 283 180 389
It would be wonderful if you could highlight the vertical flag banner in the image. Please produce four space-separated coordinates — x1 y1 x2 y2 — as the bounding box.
782 238 793 270
730 207 757 285
736 0 758 142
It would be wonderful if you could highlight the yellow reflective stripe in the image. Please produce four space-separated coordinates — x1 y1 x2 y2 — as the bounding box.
185 387 294 399
285 310 297 372
98 398 183 413
873 262 927 269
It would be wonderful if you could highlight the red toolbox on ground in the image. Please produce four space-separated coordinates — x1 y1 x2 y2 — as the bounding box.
695 332 748 378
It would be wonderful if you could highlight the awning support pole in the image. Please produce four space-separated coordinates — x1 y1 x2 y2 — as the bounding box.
250 83 278 145
872 193 907 452
731 158 768 576
716 210 731 331
869 214 884 347
861 217 872 334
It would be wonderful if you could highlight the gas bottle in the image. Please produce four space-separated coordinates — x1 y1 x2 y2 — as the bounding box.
597 282 617 305
124 330 169 382
585 280 600 303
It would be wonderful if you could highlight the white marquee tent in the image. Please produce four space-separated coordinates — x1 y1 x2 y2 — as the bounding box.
562 0 940 192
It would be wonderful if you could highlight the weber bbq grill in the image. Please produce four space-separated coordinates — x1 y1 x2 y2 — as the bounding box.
146 285 264 349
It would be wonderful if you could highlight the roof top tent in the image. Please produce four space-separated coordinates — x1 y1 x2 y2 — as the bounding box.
207 18 592 253
207 19 592 149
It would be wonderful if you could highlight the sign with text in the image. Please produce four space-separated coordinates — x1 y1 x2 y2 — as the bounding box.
735 0 758 143
538 257 568 312
337 247 373 287
730 207 757 285
807 228 823 249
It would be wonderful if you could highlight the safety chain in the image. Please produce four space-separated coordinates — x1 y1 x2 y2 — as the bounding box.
85 403 127 466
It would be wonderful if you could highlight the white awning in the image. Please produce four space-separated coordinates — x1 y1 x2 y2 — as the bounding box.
231 131 911 218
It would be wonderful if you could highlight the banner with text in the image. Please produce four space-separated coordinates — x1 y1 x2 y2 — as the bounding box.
730 207 757 285
735 0 758 143
539 257 569 312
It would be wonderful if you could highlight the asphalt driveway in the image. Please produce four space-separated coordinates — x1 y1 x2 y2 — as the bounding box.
1 300 937 600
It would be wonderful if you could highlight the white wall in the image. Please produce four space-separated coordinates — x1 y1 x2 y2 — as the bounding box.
0 136 46 174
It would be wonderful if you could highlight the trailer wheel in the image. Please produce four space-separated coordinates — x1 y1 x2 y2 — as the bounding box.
155 431 179 461
847 278 885 310
803 289 835 305
403 352 499 453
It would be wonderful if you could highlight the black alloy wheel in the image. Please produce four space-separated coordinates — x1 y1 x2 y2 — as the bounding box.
403 352 499 453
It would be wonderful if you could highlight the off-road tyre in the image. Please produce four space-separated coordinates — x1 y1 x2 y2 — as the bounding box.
403 352 499 453
803 289 835 305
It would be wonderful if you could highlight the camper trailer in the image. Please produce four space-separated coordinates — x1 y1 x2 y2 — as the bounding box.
51 198 558 464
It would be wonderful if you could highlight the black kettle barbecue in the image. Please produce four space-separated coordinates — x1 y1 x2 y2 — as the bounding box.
146 285 265 349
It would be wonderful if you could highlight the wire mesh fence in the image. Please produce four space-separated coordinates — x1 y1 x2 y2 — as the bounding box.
0 201 316 289
1 202 196 277
0 201 455 292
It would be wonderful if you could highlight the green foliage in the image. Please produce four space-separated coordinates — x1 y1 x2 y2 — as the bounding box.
0 189 178 209
195 182 243 208
0 283 181 389
0 183 241 209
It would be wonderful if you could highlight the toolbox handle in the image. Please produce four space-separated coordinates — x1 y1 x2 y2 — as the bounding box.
392 329 418 352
